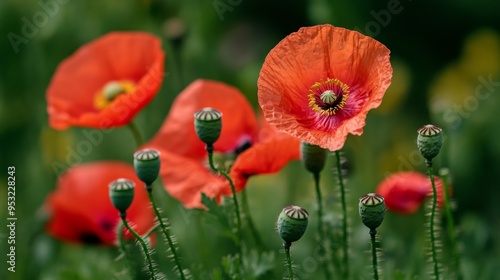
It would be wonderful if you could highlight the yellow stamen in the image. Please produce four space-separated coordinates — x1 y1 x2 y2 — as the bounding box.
308 78 350 116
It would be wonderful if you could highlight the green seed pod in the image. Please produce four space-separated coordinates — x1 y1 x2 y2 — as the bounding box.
417 124 443 161
359 193 386 230
134 149 160 186
109 178 135 214
194 107 222 145
277 205 309 244
300 141 327 174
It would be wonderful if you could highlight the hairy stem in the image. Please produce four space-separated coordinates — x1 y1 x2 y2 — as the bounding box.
284 242 294 280
370 229 379 280
241 188 264 249
147 189 186 280
335 150 349 279
426 161 440 280
313 172 331 279
206 145 242 251
120 215 156 280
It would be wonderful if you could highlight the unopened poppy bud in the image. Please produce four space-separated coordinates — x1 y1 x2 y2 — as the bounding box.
277 205 309 244
134 149 160 186
300 141 327 174
109 178 135 214
417 124 443 161
194 107 222 146
359 193 386 230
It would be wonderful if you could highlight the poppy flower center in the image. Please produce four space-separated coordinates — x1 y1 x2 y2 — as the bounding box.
308 78 349 115
94 80 136 110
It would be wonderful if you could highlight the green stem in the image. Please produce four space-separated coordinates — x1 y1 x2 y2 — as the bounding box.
241 188 264 249
284 242 294 280
426 161 440 280
440 169 462 280
206 145 242 249
147 188 186 280
117 222 136 277
335 150 349 279
128 121 145 147
120 215 157 280
370 229 379 280
313 172 331 279
128 121 144 147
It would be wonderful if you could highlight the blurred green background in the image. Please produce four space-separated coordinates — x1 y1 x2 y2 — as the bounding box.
1 0 500 279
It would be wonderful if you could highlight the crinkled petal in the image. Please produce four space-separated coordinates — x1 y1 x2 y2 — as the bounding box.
258 24 392 151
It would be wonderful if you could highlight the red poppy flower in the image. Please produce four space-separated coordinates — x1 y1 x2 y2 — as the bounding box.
143 79 300 208
47 32 165 130
258 24 392 151
376 172 446 215
44 162 155 245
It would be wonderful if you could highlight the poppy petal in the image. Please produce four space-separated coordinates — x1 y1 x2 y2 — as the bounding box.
47 32 165 130
151 148 228 208
44 162 155 245
229 133 300 193
376 171 446 215
147 79 259 159
258 24 392 151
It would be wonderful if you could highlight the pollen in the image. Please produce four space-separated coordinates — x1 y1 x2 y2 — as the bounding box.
94 80 136 110
308 78 349 115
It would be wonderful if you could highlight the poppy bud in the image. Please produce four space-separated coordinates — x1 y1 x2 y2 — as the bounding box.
359 193 386 230
133 149 160 186
417 124 443 162
109 178 135 214
194 107 222 146
277 205 309 244
300 141 327 174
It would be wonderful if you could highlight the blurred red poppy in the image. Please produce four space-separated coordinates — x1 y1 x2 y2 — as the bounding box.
376 171 447 215
258 24 392 151
143 79 300 208
44 162 155 245
47 32 164 130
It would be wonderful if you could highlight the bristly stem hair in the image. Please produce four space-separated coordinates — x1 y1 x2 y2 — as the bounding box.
206 144 242 256
370 229 380 280
313 172 332 279
120 214 157 280
426 160 441 280
334 150 349 279
284 242 294 280
147 187 187 280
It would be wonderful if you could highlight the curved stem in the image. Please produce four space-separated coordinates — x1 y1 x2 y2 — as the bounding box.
370 229 379 280
121 215 156 280
128 121 144 147
241 188 264 249
426 161 440 280
284 242 294 280
117 222 136 277
313 172 331 279
440 170 462 279
147 189 186 280
335 150 349 279
206 145 242 248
